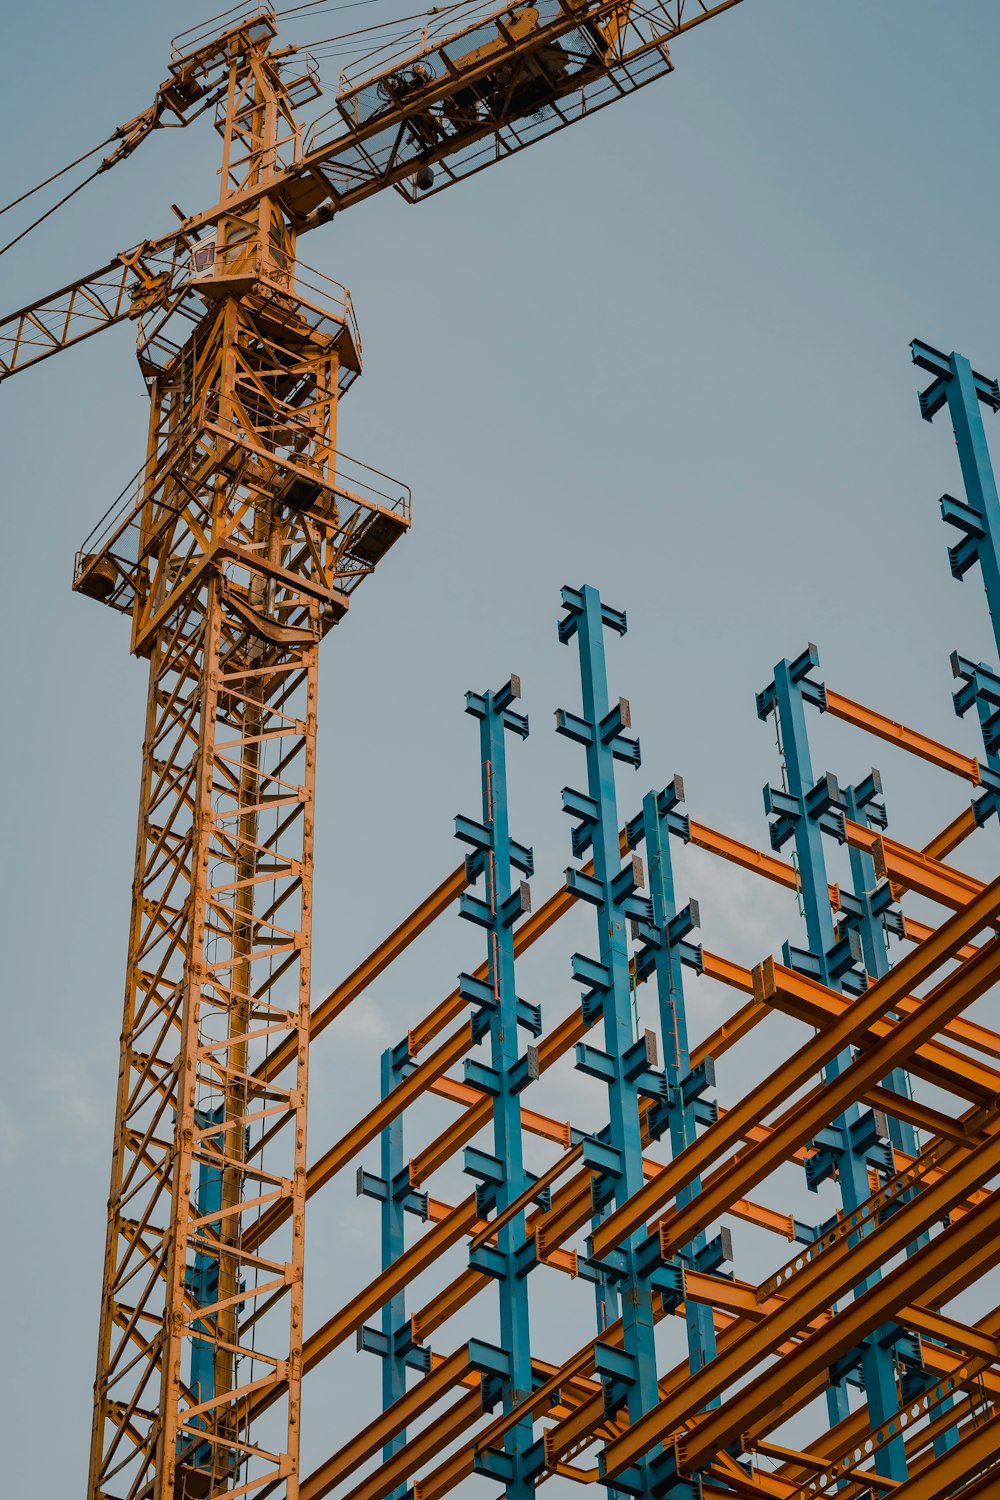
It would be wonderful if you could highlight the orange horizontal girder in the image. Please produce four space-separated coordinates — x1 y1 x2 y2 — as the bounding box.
590 887 1000 1259
824 688 981 782
603 1145 1000 1478
256 864 468 1083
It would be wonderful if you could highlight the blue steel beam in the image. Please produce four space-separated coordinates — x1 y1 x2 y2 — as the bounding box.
458 675 538 1498
757 643 908 1485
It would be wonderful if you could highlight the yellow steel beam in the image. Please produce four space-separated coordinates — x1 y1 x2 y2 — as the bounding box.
852 1406 1000 1500
255 864 467 1083
603 1147 1000 1478
300 1343 474 1496
760 961 1000 1102
824 688 981 783
590 886 1000 1259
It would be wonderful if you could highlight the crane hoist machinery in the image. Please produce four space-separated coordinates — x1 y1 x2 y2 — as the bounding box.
0 4 742 1499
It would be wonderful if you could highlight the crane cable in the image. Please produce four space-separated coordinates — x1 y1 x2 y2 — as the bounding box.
0 0 469 260
0 133 117 220
0 161 110 260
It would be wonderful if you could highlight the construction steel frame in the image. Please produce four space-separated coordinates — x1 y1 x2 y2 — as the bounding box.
281 338 1000 1500
12 9 1000 1500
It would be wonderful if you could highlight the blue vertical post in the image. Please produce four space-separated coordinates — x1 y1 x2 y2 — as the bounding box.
912 340 1000 824
840 777 922 1169
906 338 1000 1449
379 1045 410 1495
457 676 539 1499
912 340 1000 656
356 1043 430 1492
555 585 676 1500
185 1106 224 1476
628 781 718 1378
757 646 907 1484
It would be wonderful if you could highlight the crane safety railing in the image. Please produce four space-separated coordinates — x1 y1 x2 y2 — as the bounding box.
302 0 683 201
74 409 409 611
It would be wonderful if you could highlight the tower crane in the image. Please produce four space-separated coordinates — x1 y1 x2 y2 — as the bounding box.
0 3 742 1498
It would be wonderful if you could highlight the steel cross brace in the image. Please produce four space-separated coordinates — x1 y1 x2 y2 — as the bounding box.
757 643 907 1482
456 675 537 1497
554 584 671 1500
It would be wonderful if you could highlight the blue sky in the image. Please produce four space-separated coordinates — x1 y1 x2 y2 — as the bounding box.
2 1 1000 1494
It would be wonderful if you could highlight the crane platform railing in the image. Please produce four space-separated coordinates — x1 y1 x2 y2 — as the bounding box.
74 410 410 617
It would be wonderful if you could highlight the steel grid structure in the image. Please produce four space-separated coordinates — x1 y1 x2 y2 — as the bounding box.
293 342 1000 1500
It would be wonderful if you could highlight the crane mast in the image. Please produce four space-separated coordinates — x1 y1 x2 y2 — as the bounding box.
80 17 408 1500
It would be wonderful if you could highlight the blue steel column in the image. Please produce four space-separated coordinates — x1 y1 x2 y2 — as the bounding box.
912 340 1000 825
555 585 672 1500
186 1107 224 1475
840 777 922 1170
380 1045 411 1494
757 646 907 1484
458 676 538 1499
629 782 718 1378
356 1044 430 1494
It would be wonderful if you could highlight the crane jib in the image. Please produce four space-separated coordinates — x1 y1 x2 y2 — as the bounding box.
0 0 742 383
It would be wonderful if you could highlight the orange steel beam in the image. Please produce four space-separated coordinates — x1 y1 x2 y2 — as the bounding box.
397 1202 995 1500
258 810 971 1249
413 947 753 1193
590 885 1000 1258
411 1037 984 1371
863 1084 980 1145
304 1388 484 1500
924 804 978 861
748 1439 894 1496
759 961 1000 1102
689 820 838 906
428 1075 572 1147
301 1343 475 1495
824 688 981 782
649 939 1000 1263
537 1238 996 1483
593 915 1000 1261
602 1138 1000 1478
850 824 986 909
889 1407 1000 1499
903 914 980 963
254 865 467 1084
262 787 976 1119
